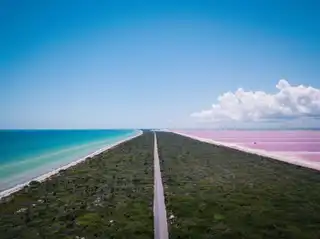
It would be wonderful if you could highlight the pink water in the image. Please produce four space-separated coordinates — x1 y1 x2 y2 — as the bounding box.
175 130 320 165
213 138 320 143
238 142 320 152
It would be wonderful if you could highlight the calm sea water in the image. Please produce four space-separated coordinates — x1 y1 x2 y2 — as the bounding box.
0 129 138 191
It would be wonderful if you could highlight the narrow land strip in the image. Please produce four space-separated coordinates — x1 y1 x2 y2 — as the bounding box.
157 131 320 239
0 132 154 239
153 132 169 239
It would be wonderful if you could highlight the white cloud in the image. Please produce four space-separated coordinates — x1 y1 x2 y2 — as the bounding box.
191 79 320 123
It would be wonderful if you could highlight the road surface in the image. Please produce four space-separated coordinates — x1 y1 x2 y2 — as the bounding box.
153 132 169 239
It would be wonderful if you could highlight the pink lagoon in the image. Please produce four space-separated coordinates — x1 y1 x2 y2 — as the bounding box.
174 130 320 168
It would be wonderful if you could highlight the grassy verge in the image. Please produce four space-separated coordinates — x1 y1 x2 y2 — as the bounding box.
157 132 320 239
0 132 154 239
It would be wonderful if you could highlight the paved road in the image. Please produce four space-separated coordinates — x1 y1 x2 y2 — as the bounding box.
153 132 169 239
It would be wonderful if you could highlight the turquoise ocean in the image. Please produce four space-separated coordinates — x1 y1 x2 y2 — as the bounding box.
0 129 139 191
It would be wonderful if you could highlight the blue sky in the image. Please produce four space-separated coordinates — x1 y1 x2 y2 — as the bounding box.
1 0 319 129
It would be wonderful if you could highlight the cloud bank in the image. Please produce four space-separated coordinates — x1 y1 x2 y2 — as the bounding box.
191 80 320 123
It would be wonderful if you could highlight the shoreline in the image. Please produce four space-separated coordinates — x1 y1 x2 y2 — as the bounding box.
171 131 320 172
0 130 143 199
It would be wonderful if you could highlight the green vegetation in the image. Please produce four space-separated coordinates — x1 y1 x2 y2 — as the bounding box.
0 132 154 239
157 132 320 239
2 131 320 238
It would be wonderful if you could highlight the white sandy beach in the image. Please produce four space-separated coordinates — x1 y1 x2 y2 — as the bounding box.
171 131 320 172
0 130 143 199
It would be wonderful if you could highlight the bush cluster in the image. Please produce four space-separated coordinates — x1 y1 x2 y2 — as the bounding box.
0 132 154 239
157 132 320 239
